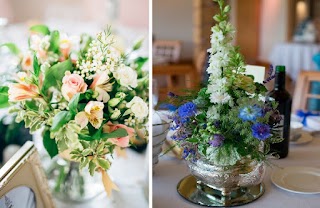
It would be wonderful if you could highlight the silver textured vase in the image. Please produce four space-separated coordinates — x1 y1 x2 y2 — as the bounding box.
177 157 266 207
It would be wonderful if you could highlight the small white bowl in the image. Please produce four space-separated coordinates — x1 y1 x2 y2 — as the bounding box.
290 121 303 138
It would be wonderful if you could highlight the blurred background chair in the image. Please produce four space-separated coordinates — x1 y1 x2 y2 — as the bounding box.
292 70 320 113
153 40 182 64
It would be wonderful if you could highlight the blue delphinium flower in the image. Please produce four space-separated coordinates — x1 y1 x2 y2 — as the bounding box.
239 105 263 121
251 123 271 141
208 134 225 147
178 102 197 118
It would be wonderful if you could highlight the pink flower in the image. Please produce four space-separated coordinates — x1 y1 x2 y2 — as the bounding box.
61 71 87 101
21 52 33 71
103 122 135 148
8 83 39 102
75 101 104 129
90 72 112 103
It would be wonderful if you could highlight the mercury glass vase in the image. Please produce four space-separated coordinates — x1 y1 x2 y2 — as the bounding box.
179 157 266 207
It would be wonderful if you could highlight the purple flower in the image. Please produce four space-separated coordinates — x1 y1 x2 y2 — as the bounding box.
251 123 271 141
178 102 197 118
263 65 275 84
208 134 225 147
213 120 221 128
168 92 178 98
239 105 263 121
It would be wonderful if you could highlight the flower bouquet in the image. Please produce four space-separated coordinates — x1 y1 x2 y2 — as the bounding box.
0 25 149 197
166 0 282 206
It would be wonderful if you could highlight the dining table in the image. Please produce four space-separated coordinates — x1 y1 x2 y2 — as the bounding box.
153 131 320 208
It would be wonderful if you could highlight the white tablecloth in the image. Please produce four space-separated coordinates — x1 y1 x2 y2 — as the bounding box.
269 42 320 81
153 135 320 208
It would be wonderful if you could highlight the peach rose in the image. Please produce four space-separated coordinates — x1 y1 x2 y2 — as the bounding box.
8 83 39 102
103 122 135 148
61 71 87 101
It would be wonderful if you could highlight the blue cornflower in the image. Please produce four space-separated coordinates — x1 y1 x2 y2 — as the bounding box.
239 105 263 121
251 123 271 141
159 103 177 111
178 102 197 118
182 148 196 159
208 134 225 147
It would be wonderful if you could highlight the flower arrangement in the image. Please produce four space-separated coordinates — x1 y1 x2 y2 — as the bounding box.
166 0 282 166
0 25 149 195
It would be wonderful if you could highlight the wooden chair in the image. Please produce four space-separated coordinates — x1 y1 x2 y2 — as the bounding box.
292 71 320 113
153 40 182 63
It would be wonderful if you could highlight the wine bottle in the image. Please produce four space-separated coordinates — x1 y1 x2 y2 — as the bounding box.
266 65 292 158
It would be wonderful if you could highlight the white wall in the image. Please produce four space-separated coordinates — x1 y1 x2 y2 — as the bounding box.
259 0 289 61
153 0 193 60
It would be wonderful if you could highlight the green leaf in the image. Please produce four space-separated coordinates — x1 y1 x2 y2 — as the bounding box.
0 86 9 108
186 138 198 143
68 93 81 115
132 38 144 51
41 59 73 93
1 43 20 55
29 25 50 35
78 134 93 141
51 111 73 132
135 57 148 71
97 158 110 170
88 160 96 176
25 100 38 111
33 54 40 77
43 130 58 158
101 128 128 140
49 30 60 53
92 127 103 140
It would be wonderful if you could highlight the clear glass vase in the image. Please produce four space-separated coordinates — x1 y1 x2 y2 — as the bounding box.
45 157 105 203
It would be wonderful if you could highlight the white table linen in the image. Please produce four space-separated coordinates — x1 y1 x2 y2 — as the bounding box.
269 42 320 81
153 135 320 208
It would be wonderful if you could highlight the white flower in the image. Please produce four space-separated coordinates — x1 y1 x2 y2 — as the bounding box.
126 96 148 119
206 63 222 77
209 77 227 90
75 101 104 129
209 91 231 104
207 106 220 120
211 30 224 43
110 108 121 120
113 66 138 89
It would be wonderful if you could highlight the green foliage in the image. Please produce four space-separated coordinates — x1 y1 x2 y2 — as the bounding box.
51 111 73 132
0 86 9 108
41 59 73 93
68 93 82 115
43 129 59 158
48 30 60 53
29 25 50 35
33 54 40 77
1 43 20 55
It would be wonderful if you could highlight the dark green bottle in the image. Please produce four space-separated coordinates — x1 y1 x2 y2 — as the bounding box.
267 66 292 158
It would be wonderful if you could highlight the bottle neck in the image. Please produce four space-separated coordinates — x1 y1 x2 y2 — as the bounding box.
274 72 286 90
